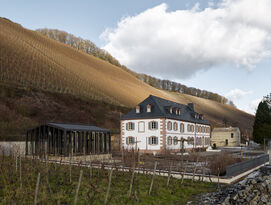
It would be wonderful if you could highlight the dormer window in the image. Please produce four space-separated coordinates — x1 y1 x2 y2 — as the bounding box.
136 105 140 113
175 108 178 115
146 104 151 113
170 107 173 114
178 109 181 115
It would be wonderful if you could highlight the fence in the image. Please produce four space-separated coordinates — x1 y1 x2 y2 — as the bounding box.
226 154 269 177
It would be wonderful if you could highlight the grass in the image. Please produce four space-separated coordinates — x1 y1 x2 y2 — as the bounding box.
0 154 215 205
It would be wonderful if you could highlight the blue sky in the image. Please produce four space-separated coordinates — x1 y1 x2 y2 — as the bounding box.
1 0 270 114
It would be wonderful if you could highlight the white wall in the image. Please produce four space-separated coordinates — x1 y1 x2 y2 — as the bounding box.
165 119 210 150
121 119 162 151
121 118 211 152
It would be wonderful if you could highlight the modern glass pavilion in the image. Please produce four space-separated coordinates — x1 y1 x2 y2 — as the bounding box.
25 122 111 157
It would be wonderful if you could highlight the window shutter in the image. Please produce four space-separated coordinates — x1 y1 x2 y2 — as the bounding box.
148 122 151 130
148 137 151 145
126 137 128 145
126 123 128 130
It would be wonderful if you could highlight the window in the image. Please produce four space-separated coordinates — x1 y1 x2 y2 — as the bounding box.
180 123 184 133
187 124 190 132
167 136 172 145
147 104 151 112
136 105 140 113
191 137 194 145
138 122 145 132
205 137 209 145
196 125 198 132
126 136 135 145
126 122 135 131
173 136 178 145
231 133 234 138
170 107 173 114
149 136 158 145
173 122 178 131
149 121 158 130
167 121 172 131
191 125 194 132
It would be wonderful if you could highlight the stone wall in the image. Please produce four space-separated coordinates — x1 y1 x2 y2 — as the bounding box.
198 165 271 205
0 141 25 155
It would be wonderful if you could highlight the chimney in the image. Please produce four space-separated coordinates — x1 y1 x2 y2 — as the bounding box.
188 103 194 111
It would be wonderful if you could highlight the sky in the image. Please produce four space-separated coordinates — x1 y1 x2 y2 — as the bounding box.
1 0 270 115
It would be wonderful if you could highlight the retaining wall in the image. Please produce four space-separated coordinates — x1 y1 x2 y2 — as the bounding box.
226 154 269 177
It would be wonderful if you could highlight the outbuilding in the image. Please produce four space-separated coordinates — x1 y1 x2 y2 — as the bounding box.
211 127 241 147
25 122 111 157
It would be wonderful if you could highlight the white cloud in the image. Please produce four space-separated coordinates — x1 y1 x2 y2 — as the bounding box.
244 98 262 115
101 0 271 79
225 88 253 101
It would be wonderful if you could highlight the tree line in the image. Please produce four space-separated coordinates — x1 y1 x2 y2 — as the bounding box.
36 28 235 107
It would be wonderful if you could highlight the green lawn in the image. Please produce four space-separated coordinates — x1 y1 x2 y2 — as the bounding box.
0 156 215 204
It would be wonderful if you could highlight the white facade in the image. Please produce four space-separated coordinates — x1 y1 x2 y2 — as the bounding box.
121 118 211 153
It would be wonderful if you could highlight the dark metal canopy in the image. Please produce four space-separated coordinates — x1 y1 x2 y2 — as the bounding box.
46 122 110 132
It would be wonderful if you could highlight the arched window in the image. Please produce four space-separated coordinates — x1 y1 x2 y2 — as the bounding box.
149 136 158 145
180 123 184 132
187 124 190 132
191 137 194 145
191 125 194 132
173 136 178 145
173 122 178 131
187 137 191 145
196 125 199 132
126 136 135 145
167 121 172 131
167 136 172 145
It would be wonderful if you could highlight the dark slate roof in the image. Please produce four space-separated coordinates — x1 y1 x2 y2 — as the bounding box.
46 122 110 132
121 95 210 125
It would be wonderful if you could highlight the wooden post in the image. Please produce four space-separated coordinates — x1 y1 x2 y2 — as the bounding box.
181 161 188 185
148 161 157 195
108 133 111 153
19 155 22 188
69 155 72 183
34 172 41 205
217 168 220 190
192 157 199 183
89 160 92 178
167 161 172 188
64 130 67 156
74 170 83 205
128 163 135 198
25 131 28 155
83 132 86 155
104 167 113 205
15 154 18 172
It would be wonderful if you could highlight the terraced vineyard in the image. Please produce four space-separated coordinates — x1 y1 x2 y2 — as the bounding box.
0 17 254 135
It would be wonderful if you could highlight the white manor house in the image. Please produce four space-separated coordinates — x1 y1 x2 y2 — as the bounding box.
120 95 211 153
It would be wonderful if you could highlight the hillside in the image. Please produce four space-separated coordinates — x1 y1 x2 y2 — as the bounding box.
36 28 235 106
0 18 254 138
